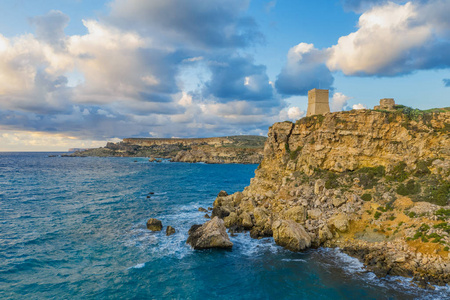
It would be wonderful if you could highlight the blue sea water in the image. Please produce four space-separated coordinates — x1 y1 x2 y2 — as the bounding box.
0 153 448 299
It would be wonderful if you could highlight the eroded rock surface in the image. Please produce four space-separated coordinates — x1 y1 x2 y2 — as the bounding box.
186 217 233 250
211 108 450 286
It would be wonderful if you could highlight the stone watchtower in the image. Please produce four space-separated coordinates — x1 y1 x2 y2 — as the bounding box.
307 89 330 117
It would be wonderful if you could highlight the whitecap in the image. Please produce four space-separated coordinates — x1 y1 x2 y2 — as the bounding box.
128 262 146 269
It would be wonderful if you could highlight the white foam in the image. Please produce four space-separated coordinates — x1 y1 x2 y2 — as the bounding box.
128 263 146 269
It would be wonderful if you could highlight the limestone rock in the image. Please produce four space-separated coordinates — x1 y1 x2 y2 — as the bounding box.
328 214 349 233
166 226 176 236
272 220 311 251
318 226 333 243
224 212 239 228
198 207 208 213
283 206 307 223
240 212 254 229
314 179 325 195
332 197 346 208
253 207 270 227
218 190 228 197
147 218 163 231
307 209 322 220
186 217 233 250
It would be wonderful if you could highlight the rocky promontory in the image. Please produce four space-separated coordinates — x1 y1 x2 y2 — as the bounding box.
67 135 266 164
210 106 450 287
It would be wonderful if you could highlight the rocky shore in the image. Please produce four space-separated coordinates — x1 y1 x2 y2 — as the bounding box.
207 106 450 287
67 135 265 164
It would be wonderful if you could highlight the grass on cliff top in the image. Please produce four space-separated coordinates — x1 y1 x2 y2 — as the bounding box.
222 135 266 148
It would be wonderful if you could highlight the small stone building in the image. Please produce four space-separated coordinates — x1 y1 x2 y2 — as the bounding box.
306 89 330 117
374 98 396 111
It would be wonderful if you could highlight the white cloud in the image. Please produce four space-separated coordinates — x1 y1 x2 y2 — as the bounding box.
352 103 367 110
330 92 351 112
327 1 450 75
287 107 305 120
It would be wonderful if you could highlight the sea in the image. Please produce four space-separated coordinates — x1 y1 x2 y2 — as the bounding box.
0 152 448 299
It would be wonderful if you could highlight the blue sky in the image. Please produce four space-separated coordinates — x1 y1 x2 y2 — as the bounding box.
0 0 449 151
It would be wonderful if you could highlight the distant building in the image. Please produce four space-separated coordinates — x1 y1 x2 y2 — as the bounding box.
374 98 396 110
307 88 330 117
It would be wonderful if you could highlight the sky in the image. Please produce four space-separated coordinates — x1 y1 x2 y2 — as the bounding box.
0 0 449 151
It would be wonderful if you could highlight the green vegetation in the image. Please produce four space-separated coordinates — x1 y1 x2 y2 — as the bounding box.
374 211 382 220
423 182 450 206
361 193 372 201
357 166 386 189
387 161 408 182
289 146 303 160
324 172 339 189
435 208 450 219
396 179 421 196
414 160 431 177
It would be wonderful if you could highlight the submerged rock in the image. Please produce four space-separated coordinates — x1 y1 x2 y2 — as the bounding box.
166 226 176 236
198 207 208 213
147 218 163 231
272 220 311 251
186 217 233 250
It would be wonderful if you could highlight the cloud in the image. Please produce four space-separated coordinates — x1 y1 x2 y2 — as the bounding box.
327 1 450 76
352 103 367 109
275 43 334 96
107 0 262 49
29 10 70 50
287 107 304 120
0 4 287 149
330 92 351 112
203 55 274 101
444 79 450 87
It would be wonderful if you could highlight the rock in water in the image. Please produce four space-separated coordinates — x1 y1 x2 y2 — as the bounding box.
272 220 311 251
186 217 233 250
147 218 163 231
166 226 176 236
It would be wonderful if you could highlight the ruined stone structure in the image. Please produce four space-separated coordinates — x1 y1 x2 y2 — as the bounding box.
307 89 330 117
374 98 395 111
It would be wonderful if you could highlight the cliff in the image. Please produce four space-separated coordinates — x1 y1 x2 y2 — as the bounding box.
68 135 266 164
212 106 450 287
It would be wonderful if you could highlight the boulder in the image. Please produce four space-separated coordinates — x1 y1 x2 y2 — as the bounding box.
186 217 233 250
218 190 228 197
272 220 311 251
283 206 307 223
328 214 349 233
147 218 163 231
198 207 208 213
166 226 176 236
253 207 270 227
224 212 239 228
211 206 230 219
332 197 347 208
240 212 254 229
314 179 325 195
307 209 322 220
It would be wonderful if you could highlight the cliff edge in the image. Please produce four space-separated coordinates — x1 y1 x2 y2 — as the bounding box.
212 106 450 287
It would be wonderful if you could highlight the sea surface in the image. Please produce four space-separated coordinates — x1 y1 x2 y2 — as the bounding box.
0 152 448 299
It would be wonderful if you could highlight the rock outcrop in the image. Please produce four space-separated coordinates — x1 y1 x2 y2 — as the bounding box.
166 226 176 236
67 135 265 164
147 218 163 231
211 106 450 286
186 217 233 250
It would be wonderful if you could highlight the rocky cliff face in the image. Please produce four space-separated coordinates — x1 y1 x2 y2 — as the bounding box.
212 108 450 287
68 135 266 164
